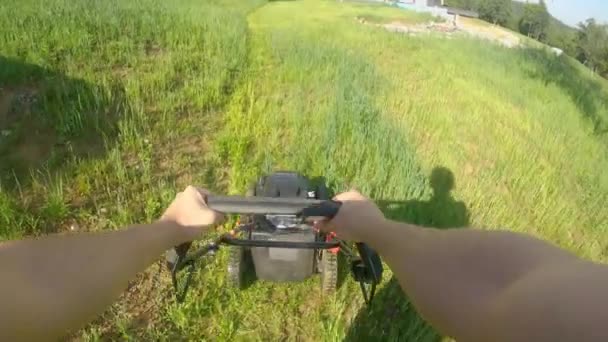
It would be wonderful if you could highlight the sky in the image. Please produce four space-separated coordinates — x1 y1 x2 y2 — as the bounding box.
516 0 608 27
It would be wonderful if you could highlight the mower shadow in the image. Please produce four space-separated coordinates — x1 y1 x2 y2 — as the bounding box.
242 249 258 290
343 166 469 341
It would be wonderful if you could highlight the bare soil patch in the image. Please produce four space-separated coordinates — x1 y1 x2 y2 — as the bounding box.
356 15 521 48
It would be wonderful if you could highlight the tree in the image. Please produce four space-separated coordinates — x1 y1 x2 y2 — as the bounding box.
548 29 577 56
518 0 550 42
576 19 608 76
544 17 579 57
478 0 511 26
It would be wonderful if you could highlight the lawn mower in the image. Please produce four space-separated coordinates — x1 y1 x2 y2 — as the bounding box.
166 172 383 304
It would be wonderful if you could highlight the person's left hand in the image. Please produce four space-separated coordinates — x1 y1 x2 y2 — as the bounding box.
161 186 224 238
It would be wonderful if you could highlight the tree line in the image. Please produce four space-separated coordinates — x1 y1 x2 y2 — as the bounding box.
445 0 608 78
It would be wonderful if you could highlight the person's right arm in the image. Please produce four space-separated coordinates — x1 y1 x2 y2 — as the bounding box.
318 191 608 342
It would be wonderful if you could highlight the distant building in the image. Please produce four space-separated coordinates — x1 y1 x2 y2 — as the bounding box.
399 0 444 5
395 0 452 20
399 0 480 18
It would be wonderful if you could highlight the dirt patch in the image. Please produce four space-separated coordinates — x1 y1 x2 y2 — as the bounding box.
3 122 57 173
157 134 210 187
0 85 53 170
0 88 15 129
111 65 132 80
386 19 458 34
0 86 39 131
144 40 164 57
458 17 521 48
356 15 521 48
15 135 55 165
15 130 56 165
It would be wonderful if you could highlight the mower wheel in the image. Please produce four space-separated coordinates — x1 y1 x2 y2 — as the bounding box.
246 183 256 197
320 250 338 294
227 182 256 289
227 246 248 288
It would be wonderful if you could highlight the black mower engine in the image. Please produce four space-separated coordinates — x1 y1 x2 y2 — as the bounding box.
166 171 383 304
243 172 329 282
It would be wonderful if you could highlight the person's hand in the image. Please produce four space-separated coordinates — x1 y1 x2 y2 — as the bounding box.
161 186 224 238
316 190 385 241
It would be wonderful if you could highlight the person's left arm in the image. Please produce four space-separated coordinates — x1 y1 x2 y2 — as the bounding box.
0 186 222 341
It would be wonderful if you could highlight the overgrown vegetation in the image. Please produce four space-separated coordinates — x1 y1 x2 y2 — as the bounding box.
478 0 511 26
576 19 608 76
1 0 608 340
517 0 550 41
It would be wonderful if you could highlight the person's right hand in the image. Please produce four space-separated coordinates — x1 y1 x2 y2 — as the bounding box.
316 190 385 241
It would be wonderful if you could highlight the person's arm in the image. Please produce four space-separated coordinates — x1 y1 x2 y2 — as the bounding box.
0 186 223 342
319 191 608 342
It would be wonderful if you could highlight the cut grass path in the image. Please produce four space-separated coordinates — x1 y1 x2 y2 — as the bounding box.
215 0 608 340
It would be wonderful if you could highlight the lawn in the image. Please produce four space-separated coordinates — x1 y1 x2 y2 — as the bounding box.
1 0 607 340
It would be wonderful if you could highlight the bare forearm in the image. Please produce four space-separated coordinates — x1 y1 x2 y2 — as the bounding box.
360 220 580 340
323 191 607 340
0 221 187 341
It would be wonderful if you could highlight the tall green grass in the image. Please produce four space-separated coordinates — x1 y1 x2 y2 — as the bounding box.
1 0 260 337
1 0 608 340
364 32 608 259
0 0 260 340
0 0 258 235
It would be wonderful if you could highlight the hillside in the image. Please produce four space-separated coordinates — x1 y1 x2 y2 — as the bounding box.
507 0 578 53
447 0 579 53
507 0 574 30
1 0 608 340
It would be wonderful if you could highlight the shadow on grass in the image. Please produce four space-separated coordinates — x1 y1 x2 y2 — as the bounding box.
344 166 468 342
0 55 128 188
521 48 608 135
0 55 129 236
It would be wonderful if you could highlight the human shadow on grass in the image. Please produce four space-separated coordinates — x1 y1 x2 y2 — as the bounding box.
343 166 469 342
0 55 129 235
0 55 128 187
521 48 608 136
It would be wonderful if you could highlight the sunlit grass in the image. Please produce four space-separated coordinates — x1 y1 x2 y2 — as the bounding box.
1 0 607 340
216 0 608 339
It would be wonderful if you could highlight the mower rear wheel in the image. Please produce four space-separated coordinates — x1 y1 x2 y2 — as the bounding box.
320 250 338 294
227 246 248 288
227 183 255 288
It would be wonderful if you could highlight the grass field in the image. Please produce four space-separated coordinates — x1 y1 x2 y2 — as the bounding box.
1 0 608 340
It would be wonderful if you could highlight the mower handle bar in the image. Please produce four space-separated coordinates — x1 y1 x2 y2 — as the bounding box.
169 195 384 303
206 195 341 218
221 236 340 249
